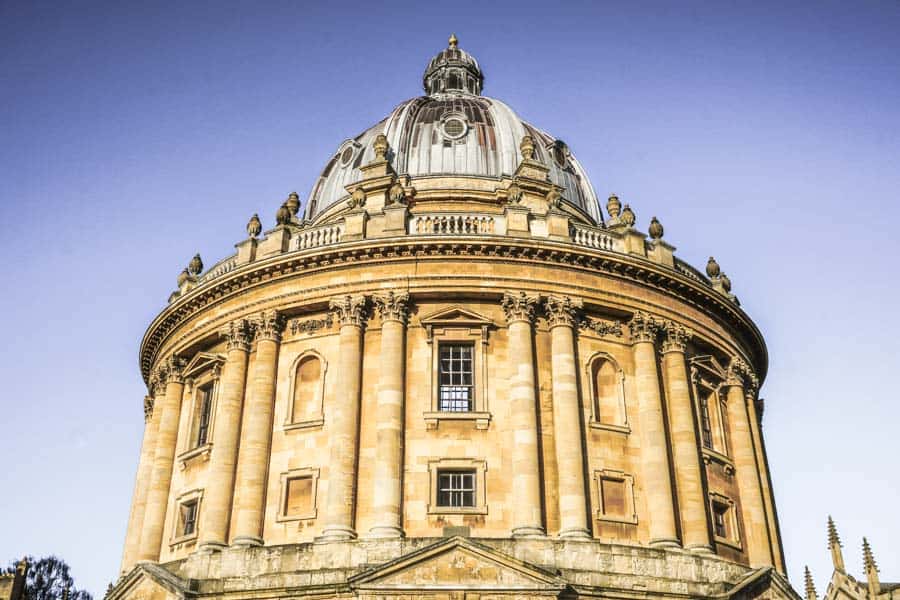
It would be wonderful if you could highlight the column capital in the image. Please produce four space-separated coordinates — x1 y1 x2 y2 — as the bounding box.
544 295 583 329
254 310 286 343
143 396 154 422
660 321 693 354
373 291 410 325
628 311 661 345
156 354 186 385
501 291 539 325
221 319 254 352
329 294 369 328
726 356 758 392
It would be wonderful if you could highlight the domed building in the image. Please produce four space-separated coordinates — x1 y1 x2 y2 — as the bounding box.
112 36 797 600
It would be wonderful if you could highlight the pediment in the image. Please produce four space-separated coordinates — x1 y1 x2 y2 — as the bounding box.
349 536 565 594
108 563 187 600
718 567 803 600
183 351 226 378
691 354 728 383
419 306 494 327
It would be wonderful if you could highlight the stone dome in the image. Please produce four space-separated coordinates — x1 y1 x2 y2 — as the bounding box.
304 36 602 224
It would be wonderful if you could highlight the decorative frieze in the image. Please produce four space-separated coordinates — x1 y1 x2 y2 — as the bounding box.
222 319 253 352
500 291 539 324
330 295 369 328
289 315 334 335
373 291 410 325
254 310 286 343
627 312 661 344
579 317 624 337
544 295 582 329
661 321 693 354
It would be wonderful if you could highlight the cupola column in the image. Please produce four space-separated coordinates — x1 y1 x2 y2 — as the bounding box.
232 311 285 546
121 395 161 572
545 296 591 539
724 359 773 567
138 356 186 561
320 295 368 541
501 292 545 538
368 291 410 538
197 319 253 552
660 322 712 553
629 313 679 548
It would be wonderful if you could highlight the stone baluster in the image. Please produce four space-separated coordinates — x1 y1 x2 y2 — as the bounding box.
197 319 253 551
629 313 679 548
121 395 161 572
369 291 410 538
725 359 774 567
661 322 712 553
232 311 286 546
138 355 186 561
501 291 545 538
545 295 591 539
320 295 368 541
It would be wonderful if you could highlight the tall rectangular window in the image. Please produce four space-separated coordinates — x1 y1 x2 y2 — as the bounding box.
179 500 198 537
712 500 730 539
699 394 713 449
195 384 213 447
438 343 473 412
437 470 476 508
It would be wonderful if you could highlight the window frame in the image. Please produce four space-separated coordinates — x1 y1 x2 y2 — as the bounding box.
170 488 203 546
284 350 327 431
709 492 741 550
177 353 224 468
437 342 476 412
276 467 320 523
594 469 637 525
436 469 477 508
427 458 488 515
585 352 630 433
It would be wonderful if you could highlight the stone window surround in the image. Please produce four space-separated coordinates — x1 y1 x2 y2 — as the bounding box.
421 309 492 430
709 492 742 551
276 467 320 522
283 349 328 431
177 355 224 468
427 458 488 515
594 468 637 525
169 488 203 547
584 351 630 434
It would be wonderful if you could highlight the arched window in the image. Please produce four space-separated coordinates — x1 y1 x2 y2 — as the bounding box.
587 354 628 431
286 351 326 429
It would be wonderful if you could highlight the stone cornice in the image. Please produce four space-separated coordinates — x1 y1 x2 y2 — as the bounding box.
140 236 767 384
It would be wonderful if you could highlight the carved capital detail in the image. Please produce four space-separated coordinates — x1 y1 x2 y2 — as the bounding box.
254 310 286 343
143 395 154 422
501 291 539 325
222 319 253 352
544 295 583 329
660 321 693 354
373 291 410 325
158 354 186 385
628 311 661 344
725 356 758 391
329 294 368 328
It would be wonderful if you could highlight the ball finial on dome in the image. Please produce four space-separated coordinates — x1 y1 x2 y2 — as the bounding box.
449 33 458 48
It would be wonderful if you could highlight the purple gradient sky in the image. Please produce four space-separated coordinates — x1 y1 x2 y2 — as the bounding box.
1 0 898 594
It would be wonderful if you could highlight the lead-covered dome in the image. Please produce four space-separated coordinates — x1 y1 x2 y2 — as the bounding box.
304 36 602 223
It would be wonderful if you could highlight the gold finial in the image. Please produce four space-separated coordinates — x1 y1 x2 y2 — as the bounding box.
449 33 458 48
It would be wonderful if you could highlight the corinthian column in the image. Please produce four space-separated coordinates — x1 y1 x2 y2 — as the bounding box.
198 319 253 551
320 295 368 541
661 322 712 553
501 291 544 538
138 355 185 561
629 312 678 548
232 311 285 546
545 295 590 539
121 395 160 572
369 291 409 538
725 359 773 567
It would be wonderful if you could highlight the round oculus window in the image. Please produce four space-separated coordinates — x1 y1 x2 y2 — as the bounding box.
442 117 467 140
552 142 568 168
340 146 355 165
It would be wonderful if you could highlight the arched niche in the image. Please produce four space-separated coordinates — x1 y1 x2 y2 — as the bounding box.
284 350 327 431
585 352 629 433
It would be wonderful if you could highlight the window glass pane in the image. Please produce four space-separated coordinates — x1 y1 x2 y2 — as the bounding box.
437 469 476 507
438 343 474 412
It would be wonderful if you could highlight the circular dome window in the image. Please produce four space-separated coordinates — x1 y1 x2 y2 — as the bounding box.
442 116 467 140
552 141 568 168
340 145 356 166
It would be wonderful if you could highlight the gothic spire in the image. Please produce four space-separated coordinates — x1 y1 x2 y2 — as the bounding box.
804 566 818 600
863 537 880 598
827 515 845 572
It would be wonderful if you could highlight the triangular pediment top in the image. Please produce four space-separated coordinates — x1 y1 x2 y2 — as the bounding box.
108 563 188 600
418 306 494 327
348 536 565 591
183 352 226 378
716 567 803 600
691 354 728 382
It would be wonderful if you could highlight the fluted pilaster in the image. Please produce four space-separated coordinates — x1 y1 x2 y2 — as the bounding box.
629 312 679 548
198 319 253 551
138 355 185 561
725 358 773 567
501 291 544 538
121 395 160 572
545 295 590 539
232 311 285 546
320 295 368 541
661 321 711 553
369 291 409 538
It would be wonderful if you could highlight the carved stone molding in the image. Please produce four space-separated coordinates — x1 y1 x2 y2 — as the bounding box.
660 321 693 354
373 291 410 325
627 312 661 344
159 354 186 385
143 396 154 422
500 291 539 324
255 310 286 343
725 356 758 392
222 319 253 352
289 314 334 335
578 317 624 337
329 294 368 328
544 295 582 329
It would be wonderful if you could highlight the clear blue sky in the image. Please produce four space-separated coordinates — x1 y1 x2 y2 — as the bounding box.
1 0 897 594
